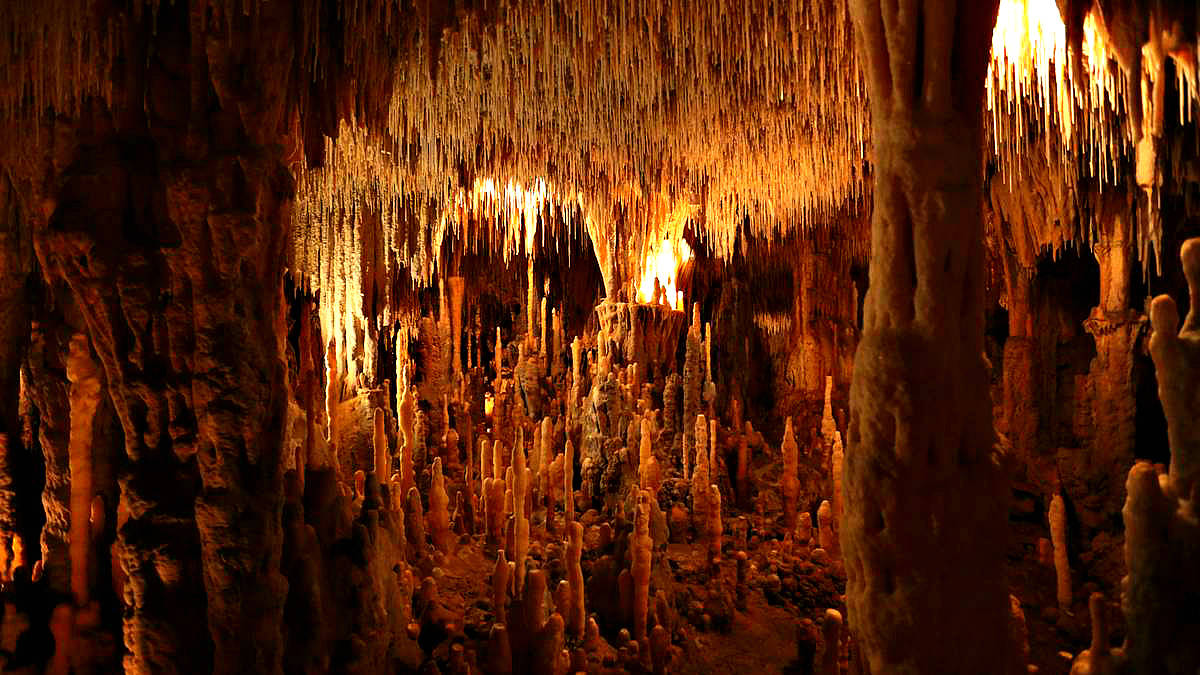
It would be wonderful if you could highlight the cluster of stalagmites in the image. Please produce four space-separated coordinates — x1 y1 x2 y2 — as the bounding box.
217 290 853 673
1066 237 1200 675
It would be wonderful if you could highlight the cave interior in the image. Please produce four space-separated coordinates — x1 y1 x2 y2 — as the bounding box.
1 0 1199 673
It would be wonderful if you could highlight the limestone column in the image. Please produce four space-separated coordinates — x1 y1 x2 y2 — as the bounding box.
1000 253 1041 476
842 1 1016 672
1081 212 1142 524
34 3 297 672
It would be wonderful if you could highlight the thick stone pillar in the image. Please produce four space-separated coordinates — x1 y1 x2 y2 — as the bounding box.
33 3 296 673
842 1 1016 672
1078 213 1142 530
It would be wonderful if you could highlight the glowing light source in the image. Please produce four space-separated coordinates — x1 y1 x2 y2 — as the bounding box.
987 0 1073 158
635 240 691 310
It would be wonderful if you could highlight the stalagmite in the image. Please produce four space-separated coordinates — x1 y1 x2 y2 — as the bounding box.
65 333 100 607
817 501 835 555
797 512 813 550
683 306 703 480
552 310 563 376
566 521 586 639
540 296 548 363
781 417 799 531
429 458 453 553
512 439 529 594
1049 494 1071 611
482 438 494 482
496 328 504 394
488 623 513 675
692 415 711 538
707 485 722 560
639 418 662 494
736 424 750 505
1070 593 1119 674
406 487 428 560
708 418 718 482
564 440 575 525
493 550 511 625
820 376 836 449
632 492 653 647
571 337 582 390
449 276 465 378
820 609 842 675
495 441 507 485
540 417 553 502
399 389 417 497
373 408 389 480
831 432 843 527
651 624 670 675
